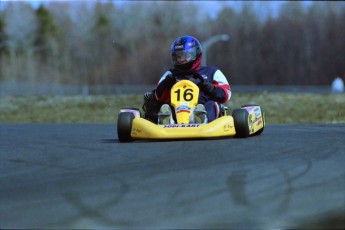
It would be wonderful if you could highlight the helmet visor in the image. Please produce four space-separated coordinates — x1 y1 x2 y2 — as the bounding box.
172 47 197 65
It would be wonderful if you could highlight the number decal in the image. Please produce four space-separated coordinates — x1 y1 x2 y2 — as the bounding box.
174 89 181 101
184 89 193 101
174 88 194 101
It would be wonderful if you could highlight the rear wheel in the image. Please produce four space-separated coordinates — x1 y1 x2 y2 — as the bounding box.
232 109 250 138
117 112 134 142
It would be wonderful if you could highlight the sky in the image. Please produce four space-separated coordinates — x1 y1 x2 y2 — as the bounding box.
0 0 292 14
197 1 286 19
0 0 314 20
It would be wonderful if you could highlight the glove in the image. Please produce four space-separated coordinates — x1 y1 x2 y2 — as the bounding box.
198 81 215 95
144 91 155 101
189 77 199 85
164 74 176 87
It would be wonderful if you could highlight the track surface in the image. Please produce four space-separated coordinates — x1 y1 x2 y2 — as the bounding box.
0 124 344 229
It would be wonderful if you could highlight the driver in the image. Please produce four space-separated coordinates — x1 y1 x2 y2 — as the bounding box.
143 35 231 124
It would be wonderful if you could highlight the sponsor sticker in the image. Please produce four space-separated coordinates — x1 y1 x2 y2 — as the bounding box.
257 117 263 126
176 105 191 113
223 123 234 131
132 127 142 134
163 124 199 128
254 108 261 117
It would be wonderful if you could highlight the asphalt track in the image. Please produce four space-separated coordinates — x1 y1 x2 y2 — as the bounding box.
0 124 344 229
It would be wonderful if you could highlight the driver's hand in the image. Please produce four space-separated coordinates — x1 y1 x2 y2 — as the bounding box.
198 81 215 95
144 91 155 101
189 77 199 85
164 74 176 87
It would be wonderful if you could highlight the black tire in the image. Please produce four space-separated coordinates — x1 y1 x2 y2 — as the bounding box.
232 109 250 138
241 104 259 108
117 112 134 142
122 108 141 116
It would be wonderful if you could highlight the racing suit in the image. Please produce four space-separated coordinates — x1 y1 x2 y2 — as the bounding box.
155 66 231 122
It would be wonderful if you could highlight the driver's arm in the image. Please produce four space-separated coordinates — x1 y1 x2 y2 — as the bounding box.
199 70 231 104
155 71 175 103
211 70 231 104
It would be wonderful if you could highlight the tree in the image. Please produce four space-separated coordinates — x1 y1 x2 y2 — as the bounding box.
34 4 59 58
0 10 8 55
275 1 306 84
3 2 37 53
322 3 344 83
234 2 261 85
258 16 282 85
1 1 345 87
1 2 38 83
89 2 116 84
209 6 237 82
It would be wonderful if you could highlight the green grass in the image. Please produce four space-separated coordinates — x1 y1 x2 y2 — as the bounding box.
0 93 344 124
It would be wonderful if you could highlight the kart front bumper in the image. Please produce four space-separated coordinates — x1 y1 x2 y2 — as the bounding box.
130 116 236 140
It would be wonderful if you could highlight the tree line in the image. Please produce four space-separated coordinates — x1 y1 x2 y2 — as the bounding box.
0 1 344 86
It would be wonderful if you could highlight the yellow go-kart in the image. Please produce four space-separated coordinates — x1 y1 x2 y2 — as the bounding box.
117 73 265 142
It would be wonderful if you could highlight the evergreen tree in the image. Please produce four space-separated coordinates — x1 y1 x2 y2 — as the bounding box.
0 13 8 54
34 4 58 58
90 2 113 84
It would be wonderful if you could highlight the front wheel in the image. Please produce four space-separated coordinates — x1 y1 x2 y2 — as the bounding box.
232 109 250 138
117 112 134 142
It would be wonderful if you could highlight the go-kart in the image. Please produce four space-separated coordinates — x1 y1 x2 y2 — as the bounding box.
117 72 265 142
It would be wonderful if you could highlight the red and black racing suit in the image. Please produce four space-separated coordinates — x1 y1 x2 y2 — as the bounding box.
155 66 231 122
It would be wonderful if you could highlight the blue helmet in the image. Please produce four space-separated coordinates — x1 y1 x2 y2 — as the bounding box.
170 35 203 70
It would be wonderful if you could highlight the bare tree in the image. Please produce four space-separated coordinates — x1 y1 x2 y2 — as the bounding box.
1 1 345 89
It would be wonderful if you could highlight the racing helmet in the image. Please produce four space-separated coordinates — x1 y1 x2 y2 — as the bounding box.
171 35 202 70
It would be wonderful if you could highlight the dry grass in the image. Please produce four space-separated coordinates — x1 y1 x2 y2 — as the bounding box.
0 93 344 124
230 92 345 124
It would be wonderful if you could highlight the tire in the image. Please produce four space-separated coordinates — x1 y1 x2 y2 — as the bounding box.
232 109 250 138
241 104 259 108
117 112 134 142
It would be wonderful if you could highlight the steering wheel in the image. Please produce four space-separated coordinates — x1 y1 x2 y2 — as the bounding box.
170 70 205 84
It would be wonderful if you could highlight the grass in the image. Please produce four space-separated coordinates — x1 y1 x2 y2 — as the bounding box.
0 93 344 124
231 92 345 124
